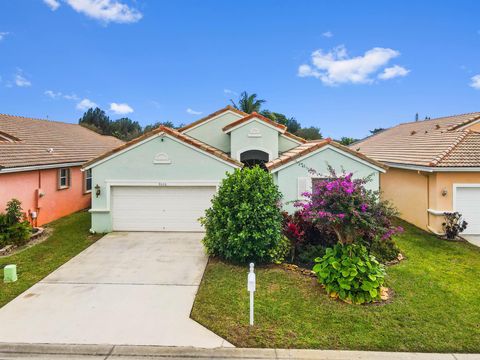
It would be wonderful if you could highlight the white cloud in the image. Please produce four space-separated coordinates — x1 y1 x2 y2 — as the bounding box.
378 65 410 80
43 0 61 10
322 31 333 38
223 89 237 95
186 108 202 115
470 75 480 89
65 0 142 24
0 32 9 41
298 45 405 85
110 102 134 114
44 90 62 98
76 98 97 110
15 71 31 87
63 93 79 100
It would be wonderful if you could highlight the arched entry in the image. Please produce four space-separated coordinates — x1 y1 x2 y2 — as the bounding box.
240 150 269 168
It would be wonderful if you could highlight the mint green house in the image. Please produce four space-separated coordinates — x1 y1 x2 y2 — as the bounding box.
83 106 386 233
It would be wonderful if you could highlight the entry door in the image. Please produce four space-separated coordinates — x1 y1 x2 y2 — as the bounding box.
111 186 216 231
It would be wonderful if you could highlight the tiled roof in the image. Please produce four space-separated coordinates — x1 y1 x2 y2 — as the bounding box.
222 112 287 133
178 106 248 132
83 125 243 168
266 138 387 171
352 112 480 167
282 131 307 144
0 114 124 170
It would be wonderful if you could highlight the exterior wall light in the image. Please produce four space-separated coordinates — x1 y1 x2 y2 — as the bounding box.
95 184 101 198
441 188 448 197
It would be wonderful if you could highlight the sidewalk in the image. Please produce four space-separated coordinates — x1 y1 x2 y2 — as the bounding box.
0 343 479 360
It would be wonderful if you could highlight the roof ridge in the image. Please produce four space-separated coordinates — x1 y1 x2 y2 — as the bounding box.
178 106 248 132
397 111 480 126
0 113 79 126
222 112 287 132
446 114 480 131
429 130 471 166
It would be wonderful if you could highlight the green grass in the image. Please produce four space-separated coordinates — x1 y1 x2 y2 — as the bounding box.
191 220 480 352
0 211 101 308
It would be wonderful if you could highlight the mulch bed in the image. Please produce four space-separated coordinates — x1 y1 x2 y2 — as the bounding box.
0 227 52 257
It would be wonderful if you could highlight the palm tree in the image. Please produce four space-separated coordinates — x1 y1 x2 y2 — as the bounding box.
230 91 266 113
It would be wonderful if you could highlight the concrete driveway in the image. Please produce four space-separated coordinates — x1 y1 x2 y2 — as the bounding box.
0 232 232 348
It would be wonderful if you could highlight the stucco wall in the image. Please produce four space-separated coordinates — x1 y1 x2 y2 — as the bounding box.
229 120 280 161
0 167 90 226
182 112 243 152
380 168 430 231
276 147 380 213
89 134 236 232
278 135 300 153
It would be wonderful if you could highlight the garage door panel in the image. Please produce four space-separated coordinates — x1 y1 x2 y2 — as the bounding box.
455 186 480 235
111 186 215 232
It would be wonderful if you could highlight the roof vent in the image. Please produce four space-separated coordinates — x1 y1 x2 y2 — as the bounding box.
410 130 417 135
435 124 441 129
46 148 54 153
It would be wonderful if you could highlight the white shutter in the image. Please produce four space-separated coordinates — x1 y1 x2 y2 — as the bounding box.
297 177 312 199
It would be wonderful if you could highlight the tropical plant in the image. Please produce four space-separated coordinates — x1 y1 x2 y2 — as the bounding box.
230 91 266 113
202 166 284 263
339 137 357 146
0 199 32 248
5 199 23 225
295 167 402 245
442 212 468 240
313 243 386 304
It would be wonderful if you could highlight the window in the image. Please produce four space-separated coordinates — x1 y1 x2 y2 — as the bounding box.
311 177 329 190
84 169 92 193
58 168 70 189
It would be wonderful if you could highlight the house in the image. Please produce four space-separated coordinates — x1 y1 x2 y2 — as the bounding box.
352 112 480 235
0 114 124 226
83 106 386 233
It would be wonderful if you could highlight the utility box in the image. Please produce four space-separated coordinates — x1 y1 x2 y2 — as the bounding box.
3 264 17 283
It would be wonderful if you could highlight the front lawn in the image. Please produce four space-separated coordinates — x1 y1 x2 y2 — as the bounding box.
191 220 480 352
0 211 101 308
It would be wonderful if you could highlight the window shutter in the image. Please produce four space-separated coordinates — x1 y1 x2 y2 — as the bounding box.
67 168 71 187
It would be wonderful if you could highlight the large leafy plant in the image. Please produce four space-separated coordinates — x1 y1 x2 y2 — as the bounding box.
313 243 385 304
202 166 285 263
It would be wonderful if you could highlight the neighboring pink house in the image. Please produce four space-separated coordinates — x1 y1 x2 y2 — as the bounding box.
0 114 123 226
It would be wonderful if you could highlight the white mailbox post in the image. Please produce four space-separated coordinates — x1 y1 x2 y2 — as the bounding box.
248 262 256 326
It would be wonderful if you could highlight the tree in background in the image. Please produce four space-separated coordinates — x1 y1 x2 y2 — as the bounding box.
230 91 322 140
79 108 111 135
339 137 357 146
230 91 266 113
143 121 179 133
110 118 142 141
369 128 385 135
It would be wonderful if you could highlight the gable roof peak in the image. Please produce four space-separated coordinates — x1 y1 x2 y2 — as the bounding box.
178 105 247 132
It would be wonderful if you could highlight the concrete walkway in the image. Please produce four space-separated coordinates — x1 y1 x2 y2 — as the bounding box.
0 343 478 359
0 232 231 348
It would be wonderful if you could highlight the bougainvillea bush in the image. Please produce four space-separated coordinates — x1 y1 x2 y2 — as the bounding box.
290 167 400 303
202 166 286 264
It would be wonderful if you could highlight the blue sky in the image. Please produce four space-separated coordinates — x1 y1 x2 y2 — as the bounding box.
0 0 479 139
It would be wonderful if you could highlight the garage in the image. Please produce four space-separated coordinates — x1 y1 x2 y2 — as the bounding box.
454 185 480 235
111 186 217 232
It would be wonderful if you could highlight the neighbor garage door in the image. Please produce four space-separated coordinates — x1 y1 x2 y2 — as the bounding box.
111 186 216 231
455 186 480 235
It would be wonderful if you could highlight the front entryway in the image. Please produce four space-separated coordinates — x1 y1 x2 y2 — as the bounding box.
111 186 216 231
0 232 232 348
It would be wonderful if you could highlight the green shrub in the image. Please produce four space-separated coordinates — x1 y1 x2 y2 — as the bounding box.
369 237 400 263
313 243 385 304
202 166 283 263
7 222 31 246
296 244 326 268
5 199 23 225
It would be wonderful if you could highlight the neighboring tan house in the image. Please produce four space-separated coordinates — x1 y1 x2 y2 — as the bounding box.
352 112 480 235
83 106 386 233
0 114 124 226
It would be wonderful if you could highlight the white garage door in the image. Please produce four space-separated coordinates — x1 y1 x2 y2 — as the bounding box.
455 186 480 235
111 186 216 232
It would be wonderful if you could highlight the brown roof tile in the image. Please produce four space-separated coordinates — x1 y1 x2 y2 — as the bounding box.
178 106 247 132
0 114 124 170
352 112 480 168
266 138 386 171
83 125 243 169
